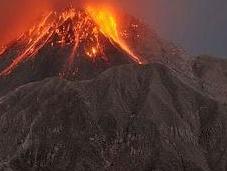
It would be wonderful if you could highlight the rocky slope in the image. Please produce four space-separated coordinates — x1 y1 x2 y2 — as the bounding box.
191 55 227 103
0 64 226 171
0 37 134 97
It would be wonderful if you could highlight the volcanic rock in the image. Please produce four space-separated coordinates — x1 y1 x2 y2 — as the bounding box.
0 64 226 171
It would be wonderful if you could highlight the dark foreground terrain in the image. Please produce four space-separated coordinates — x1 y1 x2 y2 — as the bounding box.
0 62 227 171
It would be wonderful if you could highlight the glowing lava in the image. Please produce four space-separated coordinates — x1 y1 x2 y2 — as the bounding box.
0 46 6 57
0 6 142 76
86 6 142 64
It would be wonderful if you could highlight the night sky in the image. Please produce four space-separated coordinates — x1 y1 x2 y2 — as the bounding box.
0 0 226 58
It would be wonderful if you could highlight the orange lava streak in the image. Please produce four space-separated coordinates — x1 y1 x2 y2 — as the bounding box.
0 12 55 75
68 12 89 64
86 6 142 64
0 46 6 57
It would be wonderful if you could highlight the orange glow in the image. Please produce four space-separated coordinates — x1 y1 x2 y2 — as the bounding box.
0 6 143 76
86 6 119 44
86 47 99 58
0 46 6 57
0 12 55 75
86 6 142 64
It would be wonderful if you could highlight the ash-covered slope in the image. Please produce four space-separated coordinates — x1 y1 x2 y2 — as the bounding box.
191 55 227 102
0 34 133 96
0 64 226 171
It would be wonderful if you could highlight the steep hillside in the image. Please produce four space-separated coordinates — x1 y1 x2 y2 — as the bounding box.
0 64 226 171
192 55 227 103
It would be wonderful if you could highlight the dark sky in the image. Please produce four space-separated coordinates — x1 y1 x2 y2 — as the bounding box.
0 0 226 58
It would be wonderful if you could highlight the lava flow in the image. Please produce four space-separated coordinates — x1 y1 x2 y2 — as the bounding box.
0 46 6 57
87 6 142 64
0 6 142 76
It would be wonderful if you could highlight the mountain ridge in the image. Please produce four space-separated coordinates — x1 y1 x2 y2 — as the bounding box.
0 63 226 171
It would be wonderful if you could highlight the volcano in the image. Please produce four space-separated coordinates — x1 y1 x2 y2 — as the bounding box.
0 7 143 75
1 5 227 171
0 6 193 97
0 7 145 95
